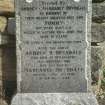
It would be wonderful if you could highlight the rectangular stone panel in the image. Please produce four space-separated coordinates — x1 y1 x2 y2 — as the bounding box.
16 0 91 93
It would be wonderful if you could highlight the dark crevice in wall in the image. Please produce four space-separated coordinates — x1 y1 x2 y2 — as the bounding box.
91 42 99 46
0 12 15 18
92 17 105 23
92 0 105 3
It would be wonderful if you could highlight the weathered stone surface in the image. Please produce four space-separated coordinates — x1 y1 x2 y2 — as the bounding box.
0 17 7 33
11 93 99 105
91 23 105 42
0 0 14 12
92 3 105 22
98 98 105 105
16 0 91 93
91 46 104 84
7 18 15 35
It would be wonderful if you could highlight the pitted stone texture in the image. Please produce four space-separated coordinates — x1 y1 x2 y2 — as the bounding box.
11 93 98 105
92 3 105 22
92 23 105 42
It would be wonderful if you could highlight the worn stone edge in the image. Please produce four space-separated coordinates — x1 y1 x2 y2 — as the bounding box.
11 93 99 105
15 0 21 92
87 0 92 92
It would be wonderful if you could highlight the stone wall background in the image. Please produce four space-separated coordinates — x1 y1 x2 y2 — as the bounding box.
92 1 105 105
0 0 105 105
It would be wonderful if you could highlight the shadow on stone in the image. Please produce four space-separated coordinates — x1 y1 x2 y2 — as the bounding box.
2 36 17 104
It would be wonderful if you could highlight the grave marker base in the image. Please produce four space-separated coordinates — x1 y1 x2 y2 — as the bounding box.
11 93 98 105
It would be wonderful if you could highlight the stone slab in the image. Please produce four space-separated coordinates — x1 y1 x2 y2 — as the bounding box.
0 0 14 12
11 93 99 105
16 0 92 93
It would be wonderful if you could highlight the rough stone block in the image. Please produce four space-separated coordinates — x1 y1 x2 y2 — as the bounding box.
91 46 104 84
15 0 92 93
0 0 14 12
0 17 7 33
92 3 105 22
92 23 105 42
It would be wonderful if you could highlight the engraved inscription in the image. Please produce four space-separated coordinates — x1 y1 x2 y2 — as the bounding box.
17 0 89 92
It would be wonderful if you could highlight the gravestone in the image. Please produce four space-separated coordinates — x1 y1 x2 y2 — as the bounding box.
11 0 99 105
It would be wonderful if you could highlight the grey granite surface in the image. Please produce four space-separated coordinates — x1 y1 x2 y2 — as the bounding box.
15 0 91 93
11 93 99 105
